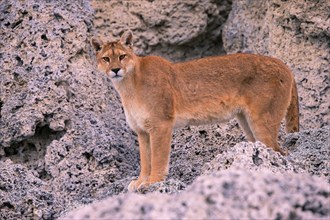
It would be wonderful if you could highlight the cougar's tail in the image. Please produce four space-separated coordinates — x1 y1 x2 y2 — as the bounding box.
285 79 299 133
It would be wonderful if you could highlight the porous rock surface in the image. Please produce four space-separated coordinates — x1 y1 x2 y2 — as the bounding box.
63 169 329 220
0 1 138 219
0 0 329 219
223 0 330 130
63 129 330 219
92 0 232 61
284 126 330 181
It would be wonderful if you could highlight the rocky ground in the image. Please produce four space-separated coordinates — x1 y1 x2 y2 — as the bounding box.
0 0 329 219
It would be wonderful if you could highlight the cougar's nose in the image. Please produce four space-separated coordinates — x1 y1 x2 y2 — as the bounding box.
112 68 120 74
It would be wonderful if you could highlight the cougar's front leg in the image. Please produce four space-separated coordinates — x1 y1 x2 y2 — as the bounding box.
148 122 173 183
128 131 151 192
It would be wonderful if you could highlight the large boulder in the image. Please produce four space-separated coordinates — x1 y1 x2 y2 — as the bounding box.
63 141 330 219
0 1 137 218
92 0 232 61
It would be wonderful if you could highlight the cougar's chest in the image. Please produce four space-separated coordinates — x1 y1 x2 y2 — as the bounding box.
122 99 149 132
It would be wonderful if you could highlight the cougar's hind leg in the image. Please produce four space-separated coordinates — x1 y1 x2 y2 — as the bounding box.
247 113 287 156
236 112 256 142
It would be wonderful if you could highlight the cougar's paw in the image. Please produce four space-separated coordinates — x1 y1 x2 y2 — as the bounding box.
136 176 166 193
128 176 166 193
128 179 143 192
128 180 152 193
128 177 150 192
136 181 152 193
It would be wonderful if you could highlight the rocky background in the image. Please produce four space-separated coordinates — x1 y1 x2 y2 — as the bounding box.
0 0 329 219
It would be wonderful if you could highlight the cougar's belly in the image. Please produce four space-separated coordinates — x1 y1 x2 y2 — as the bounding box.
174 107 238 129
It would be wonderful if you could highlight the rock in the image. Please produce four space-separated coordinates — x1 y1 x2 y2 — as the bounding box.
284 126 330 182
0 160 59 219
203 125 330 181
63 128 330 219
0 1 138 218
169 121 244 185
91 0 232 61
222 0 330 129
202 141 305 175
62 168 330 220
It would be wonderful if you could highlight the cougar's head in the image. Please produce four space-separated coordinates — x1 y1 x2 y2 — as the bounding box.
91 30 135 81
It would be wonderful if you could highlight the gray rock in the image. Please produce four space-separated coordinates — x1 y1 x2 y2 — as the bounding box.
169 121 244 185
0 1 138 218
62 127 330 219
284 126 330 182
62 168 330 220
0 160 58 219
92 0 232 61
202 141 306 175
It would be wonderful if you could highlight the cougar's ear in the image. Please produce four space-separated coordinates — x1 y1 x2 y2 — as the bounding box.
120 30 133 48
91 37 103 52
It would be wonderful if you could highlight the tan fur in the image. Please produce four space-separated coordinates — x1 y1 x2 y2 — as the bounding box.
91 31 299 192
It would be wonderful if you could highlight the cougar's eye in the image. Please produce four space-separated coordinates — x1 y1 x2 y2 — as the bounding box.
102 57 110 62
119 54 126 61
